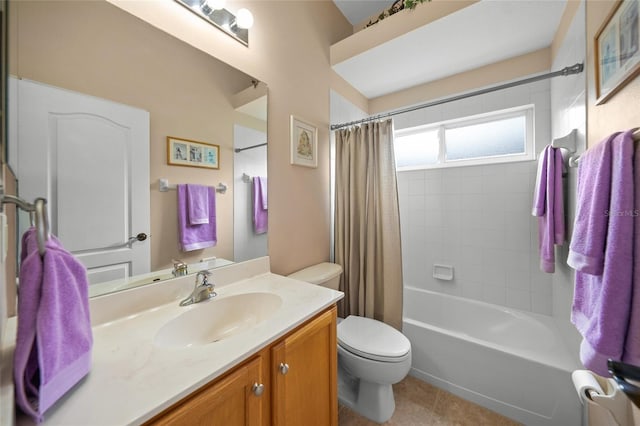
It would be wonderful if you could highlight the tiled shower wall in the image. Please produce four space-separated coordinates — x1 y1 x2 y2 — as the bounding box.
397 80 556 315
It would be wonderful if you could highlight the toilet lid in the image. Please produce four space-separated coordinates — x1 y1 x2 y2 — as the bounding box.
338 316 411 362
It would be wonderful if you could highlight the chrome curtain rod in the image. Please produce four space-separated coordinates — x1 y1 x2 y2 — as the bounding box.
234 142 267 153
330 63 584 131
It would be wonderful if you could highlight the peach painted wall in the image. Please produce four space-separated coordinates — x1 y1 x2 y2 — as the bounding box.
586 0 640 146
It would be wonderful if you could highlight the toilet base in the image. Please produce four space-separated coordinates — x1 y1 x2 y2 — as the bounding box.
338 365 396 424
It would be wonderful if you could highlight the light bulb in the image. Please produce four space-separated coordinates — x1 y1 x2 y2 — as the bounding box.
208 0 226 10
236 8 254 29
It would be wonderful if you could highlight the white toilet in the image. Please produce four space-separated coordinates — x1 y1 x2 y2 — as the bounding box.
288 262 412 424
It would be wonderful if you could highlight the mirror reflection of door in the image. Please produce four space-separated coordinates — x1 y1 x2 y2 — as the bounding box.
234 124 267 262
13 78 150 284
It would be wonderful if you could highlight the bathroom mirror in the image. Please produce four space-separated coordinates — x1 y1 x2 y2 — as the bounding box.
7 0 268 297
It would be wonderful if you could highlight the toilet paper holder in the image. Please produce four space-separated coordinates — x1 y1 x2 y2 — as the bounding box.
608 359 640 409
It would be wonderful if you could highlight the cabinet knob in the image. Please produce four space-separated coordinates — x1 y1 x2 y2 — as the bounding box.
252 382 264 396
279 363 289 375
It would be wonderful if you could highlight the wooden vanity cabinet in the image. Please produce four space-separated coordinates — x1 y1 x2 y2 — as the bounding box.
271 306 337 426
147 355 265 426
146 305 337 426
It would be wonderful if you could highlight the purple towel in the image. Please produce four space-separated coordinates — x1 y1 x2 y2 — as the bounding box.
532 145 565 273
178 184 217 251
14 228 92 422
186 184 209 225
253 177 268 234
623 136 640 367
568 130 635 376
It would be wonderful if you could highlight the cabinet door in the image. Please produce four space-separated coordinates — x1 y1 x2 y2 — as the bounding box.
272 306 337 426
149 356 264 426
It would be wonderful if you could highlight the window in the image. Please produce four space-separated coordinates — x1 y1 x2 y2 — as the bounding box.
394 106 534 170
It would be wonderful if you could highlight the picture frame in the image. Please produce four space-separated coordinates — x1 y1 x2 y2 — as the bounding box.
167 136 219 169
290 115 318 168
595 0 640 104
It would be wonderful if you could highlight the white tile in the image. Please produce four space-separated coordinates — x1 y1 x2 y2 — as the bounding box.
440 243 460 264
461 280 484 300
408 176 426 195
442 175 465 195
481 205 507 231
503 170 530 193
434 279 462 297
408 194 425 212
460 193 483 212
504 224 531 251
459 175 483 194
480 262 506 287
482 284 506 306
531 272 553 295
505 266 531 291
424 208 443 227
531 291 553 316
424 226 444 246
441 225 462 246
478 228 505 249
424 176 442 194
506 288 531 311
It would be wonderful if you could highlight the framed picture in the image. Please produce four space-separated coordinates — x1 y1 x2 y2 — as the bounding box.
167 136 219 169
290 115 318 168
595 0 640 104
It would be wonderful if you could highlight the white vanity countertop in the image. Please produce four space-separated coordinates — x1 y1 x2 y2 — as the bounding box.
3 257 343 425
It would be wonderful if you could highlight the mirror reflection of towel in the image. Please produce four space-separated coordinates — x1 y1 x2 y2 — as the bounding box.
253 177 268 234
178 184 217 251
186 184 209 225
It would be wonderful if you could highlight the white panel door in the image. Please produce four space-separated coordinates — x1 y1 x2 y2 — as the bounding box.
17 78 150 284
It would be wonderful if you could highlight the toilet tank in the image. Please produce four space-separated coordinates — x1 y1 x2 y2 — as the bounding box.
288 262 343 291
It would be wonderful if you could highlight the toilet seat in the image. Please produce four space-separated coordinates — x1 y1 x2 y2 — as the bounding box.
338 316 411 363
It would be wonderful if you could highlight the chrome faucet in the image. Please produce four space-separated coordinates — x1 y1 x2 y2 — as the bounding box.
179 270 216 307
172 259 188 277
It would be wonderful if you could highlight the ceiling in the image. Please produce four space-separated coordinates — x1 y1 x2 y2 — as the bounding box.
331 0 567 99
333 0 397 26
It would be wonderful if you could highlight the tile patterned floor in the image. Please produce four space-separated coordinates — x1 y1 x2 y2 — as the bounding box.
338 376 521 426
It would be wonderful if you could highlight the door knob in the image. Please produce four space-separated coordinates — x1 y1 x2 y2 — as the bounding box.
252 382 264 396
127 232 148 245
279 363 289 375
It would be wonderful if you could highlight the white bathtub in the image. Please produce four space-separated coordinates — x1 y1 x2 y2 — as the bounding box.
403 286 583 426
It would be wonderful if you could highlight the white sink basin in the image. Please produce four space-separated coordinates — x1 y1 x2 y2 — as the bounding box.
154 292 283 348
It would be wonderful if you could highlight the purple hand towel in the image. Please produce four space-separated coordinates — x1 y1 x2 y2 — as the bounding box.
622 135 640 367
178 184 217 251
568 130 635 376
532 145 565 273
14 227 93 423
253 177 268 234
567 133 619 275
186 184 209 225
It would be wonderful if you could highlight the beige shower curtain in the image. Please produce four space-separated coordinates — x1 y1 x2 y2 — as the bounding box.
334 119 403 330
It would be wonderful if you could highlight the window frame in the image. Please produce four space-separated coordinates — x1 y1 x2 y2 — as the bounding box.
394 105 535 171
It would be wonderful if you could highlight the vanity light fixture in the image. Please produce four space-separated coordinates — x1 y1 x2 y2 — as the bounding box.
174 0 253 46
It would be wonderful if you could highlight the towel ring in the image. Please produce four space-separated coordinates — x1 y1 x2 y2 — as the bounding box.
34 198 49 256
0 191 50 256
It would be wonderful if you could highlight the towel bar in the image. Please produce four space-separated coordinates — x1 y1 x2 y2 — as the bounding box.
158 179 228 194
565 127 640 167
551 129 581 168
